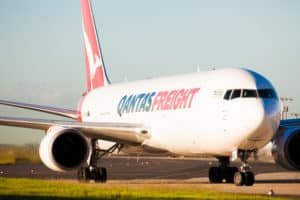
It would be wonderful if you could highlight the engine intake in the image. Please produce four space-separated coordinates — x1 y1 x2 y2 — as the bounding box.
39 126 90 172
272 127 300 170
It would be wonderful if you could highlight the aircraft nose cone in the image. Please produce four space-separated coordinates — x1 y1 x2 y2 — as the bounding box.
246 99 280 146
230 98 280 150
247 101 265 133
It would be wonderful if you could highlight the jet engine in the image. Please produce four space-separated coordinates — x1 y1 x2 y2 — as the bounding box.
39 126 90 172
272 127 300 170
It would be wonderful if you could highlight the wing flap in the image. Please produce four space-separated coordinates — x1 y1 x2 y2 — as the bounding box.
0 100 78 119
0 116 150 144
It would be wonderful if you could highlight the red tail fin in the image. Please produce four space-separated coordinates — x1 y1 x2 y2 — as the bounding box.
81 0 109 91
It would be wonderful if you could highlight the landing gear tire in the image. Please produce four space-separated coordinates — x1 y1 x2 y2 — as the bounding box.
234 171 255 186
225 167 238 183
209 167 222 183
94 167 107 183
77 167 107 183
234 171 244 186
244 171 255 186
76 140 120 183
77 167 90 182
208 166 238 183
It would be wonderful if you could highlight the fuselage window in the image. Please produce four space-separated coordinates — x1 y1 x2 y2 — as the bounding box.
231 89 241 99
258 89 276 99
242 89 257 98
224 90 232 100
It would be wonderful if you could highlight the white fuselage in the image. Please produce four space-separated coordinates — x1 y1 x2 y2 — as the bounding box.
80 68 281 157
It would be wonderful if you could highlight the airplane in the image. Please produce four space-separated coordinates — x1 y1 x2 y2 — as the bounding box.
0 0 300 186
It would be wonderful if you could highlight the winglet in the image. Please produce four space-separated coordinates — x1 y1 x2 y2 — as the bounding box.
82 0 110 91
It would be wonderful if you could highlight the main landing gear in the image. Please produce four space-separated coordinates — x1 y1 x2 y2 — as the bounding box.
208 157 238 184
208 150 255 186
77 139 122 183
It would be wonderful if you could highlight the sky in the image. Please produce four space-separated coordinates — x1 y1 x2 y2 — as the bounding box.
0 0 300 145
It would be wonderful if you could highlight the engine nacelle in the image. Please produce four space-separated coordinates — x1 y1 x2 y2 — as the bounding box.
272 127 300 170
39 126 90 172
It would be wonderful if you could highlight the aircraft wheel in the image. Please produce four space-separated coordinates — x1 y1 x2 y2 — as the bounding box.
234 171 244 186
94 167 107 183
77 167 90 182
244 171 255 186
209 167 222 183
225 167 238 183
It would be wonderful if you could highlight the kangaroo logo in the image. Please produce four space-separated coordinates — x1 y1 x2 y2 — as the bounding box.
83 22 102 89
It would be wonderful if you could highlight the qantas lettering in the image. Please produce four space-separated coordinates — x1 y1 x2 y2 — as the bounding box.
117 88 200 116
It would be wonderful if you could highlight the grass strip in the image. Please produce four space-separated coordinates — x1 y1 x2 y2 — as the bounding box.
0 178 294 200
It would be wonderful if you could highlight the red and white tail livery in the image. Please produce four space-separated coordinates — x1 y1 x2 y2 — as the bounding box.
82 0 109 91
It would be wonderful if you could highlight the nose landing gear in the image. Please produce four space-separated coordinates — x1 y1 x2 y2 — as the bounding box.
233 150 255 186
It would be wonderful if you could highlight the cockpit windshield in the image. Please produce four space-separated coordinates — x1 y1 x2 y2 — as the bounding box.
224 89 277 100
257 89 276 98
231 90 241 99
242 90 257 98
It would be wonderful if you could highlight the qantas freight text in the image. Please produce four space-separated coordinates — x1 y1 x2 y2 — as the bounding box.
117 88 200 116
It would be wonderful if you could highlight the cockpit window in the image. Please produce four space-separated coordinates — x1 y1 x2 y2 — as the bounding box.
242 89 257 98
224 90 232 100
258 89 276 99
223 88 277 100
231 89 241 99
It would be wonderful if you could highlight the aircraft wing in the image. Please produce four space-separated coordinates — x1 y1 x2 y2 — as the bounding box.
280 119 300 127
0 116 150 144
0 100 78 119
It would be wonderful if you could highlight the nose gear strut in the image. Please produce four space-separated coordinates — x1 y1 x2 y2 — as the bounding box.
233 150 255 186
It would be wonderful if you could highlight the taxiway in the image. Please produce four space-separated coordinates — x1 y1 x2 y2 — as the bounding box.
0 157 299 197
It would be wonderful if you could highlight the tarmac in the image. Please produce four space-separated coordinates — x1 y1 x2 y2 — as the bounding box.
1 156 300 197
